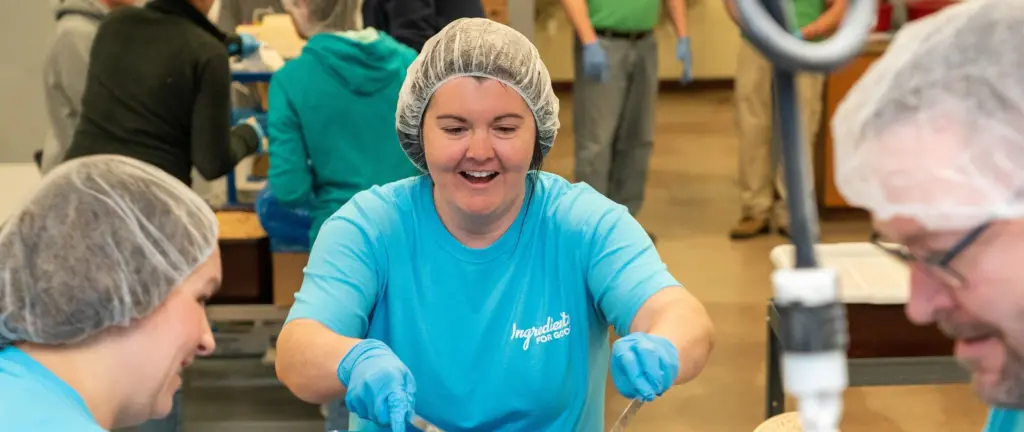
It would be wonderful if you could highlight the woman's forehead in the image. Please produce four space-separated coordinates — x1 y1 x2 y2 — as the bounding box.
430 78 530 114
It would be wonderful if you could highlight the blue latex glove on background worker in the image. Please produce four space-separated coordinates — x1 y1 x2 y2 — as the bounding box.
676 37 693 84
241 116 268 152
611 333 680 402
583 38 695 84
227 33 262 58
337 334 679 430
581 41 609 82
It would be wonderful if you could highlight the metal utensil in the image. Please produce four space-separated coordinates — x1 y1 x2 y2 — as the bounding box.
411 413 446 432
608 399 645 432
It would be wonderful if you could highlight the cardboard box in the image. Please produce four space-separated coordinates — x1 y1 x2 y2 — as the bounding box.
215 211 272 304
273 252 309 307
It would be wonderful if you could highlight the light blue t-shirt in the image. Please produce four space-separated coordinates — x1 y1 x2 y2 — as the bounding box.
285 172 681 431
986 408 1024 431
0 346 106 431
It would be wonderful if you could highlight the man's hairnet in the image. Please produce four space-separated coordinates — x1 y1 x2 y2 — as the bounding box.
0 155 219 346
396 18 561 172
282 0 362 36
832 0 1024 231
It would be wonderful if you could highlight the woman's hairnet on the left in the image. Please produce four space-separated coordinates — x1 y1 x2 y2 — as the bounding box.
282 0 362 36
0 155 219 346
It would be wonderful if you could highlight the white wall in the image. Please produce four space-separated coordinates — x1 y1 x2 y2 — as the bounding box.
0 0 55 162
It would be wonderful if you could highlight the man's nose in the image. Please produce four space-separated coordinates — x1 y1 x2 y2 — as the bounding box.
905 266 957 326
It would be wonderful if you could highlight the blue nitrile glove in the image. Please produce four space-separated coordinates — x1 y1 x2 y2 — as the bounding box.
239 33 261 57
338 339 417 432
610 333 680 402
240 116 267 152
581 41 609 82
676 37 693 84
228 34 261 58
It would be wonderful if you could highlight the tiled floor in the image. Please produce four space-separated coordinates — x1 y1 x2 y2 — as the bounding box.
177 90 991 431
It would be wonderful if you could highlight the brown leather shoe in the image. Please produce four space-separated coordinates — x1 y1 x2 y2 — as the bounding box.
729 217 770 239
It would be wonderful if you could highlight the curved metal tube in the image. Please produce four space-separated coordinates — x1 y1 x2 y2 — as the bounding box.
735 0 878 72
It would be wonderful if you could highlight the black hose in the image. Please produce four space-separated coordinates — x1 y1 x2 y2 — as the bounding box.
756 0 821 269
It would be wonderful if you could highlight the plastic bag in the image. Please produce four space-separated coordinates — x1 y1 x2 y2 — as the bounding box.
255 186 313 252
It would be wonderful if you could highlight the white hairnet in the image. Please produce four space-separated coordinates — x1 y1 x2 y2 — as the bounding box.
396 18 560 172
282 0 362 36
832 0 1024 231
0 155 218 346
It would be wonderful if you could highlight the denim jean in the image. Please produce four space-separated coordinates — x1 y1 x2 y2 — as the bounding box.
325 397 350 432
136 389 183 432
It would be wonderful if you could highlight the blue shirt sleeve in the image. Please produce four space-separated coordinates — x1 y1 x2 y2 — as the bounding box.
284 188 391 337
985 408 1024 432
267 73 314 207
567 187 681 337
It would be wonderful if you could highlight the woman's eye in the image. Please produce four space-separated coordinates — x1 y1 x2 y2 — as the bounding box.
198 296 209 306
443 127 466 136
494 126 517 136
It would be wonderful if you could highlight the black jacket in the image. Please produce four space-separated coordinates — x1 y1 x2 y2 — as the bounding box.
363 0 485 52
64 0 258 186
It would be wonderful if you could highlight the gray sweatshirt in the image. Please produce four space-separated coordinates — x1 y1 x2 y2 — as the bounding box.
40 0 109 174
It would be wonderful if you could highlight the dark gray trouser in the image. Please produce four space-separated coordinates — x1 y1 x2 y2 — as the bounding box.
572 33 659 216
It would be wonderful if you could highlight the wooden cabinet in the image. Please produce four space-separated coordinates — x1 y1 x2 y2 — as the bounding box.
820 38 889 209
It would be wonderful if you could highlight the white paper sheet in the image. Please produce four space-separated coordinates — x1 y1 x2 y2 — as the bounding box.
769 242 910 305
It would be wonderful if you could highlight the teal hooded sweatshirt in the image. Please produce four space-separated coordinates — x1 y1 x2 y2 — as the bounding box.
267 30 422 246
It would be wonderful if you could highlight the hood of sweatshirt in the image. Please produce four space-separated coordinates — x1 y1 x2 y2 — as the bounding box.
301 29 415 96
53 0 108 21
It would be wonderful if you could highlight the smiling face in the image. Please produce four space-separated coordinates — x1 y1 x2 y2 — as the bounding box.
877 218 1024 408
119 249 221 421
421 77 537 222
865 115 1024 408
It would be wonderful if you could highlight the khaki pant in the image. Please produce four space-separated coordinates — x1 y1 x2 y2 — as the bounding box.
734 41 825 226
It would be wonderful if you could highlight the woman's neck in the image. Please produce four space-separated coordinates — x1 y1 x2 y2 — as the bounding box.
435 191 525 249
18 342 125 430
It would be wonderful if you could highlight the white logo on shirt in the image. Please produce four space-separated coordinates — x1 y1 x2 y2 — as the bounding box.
510 312 571 351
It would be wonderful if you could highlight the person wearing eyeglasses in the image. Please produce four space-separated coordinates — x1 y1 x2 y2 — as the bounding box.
832 1 1024 430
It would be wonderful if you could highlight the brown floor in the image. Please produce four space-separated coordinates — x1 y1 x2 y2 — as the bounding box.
543 90 991 431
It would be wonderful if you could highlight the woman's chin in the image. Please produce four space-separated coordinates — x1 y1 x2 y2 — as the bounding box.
454 196 505 216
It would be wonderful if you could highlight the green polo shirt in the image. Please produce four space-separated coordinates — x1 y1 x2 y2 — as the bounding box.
793 0 826 30
744 0 827 39
587 0 661 32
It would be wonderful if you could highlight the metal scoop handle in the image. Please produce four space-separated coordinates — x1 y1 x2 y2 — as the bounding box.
608 399 645 432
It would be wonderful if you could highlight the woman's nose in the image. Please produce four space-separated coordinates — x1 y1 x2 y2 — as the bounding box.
465 131 495 160
196 319 217 356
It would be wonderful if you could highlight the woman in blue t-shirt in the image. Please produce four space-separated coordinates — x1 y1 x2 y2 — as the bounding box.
0 156 221 431
273 17 715 432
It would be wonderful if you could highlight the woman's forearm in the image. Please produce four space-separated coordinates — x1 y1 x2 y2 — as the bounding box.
638 289 715 384
275 319 363 404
